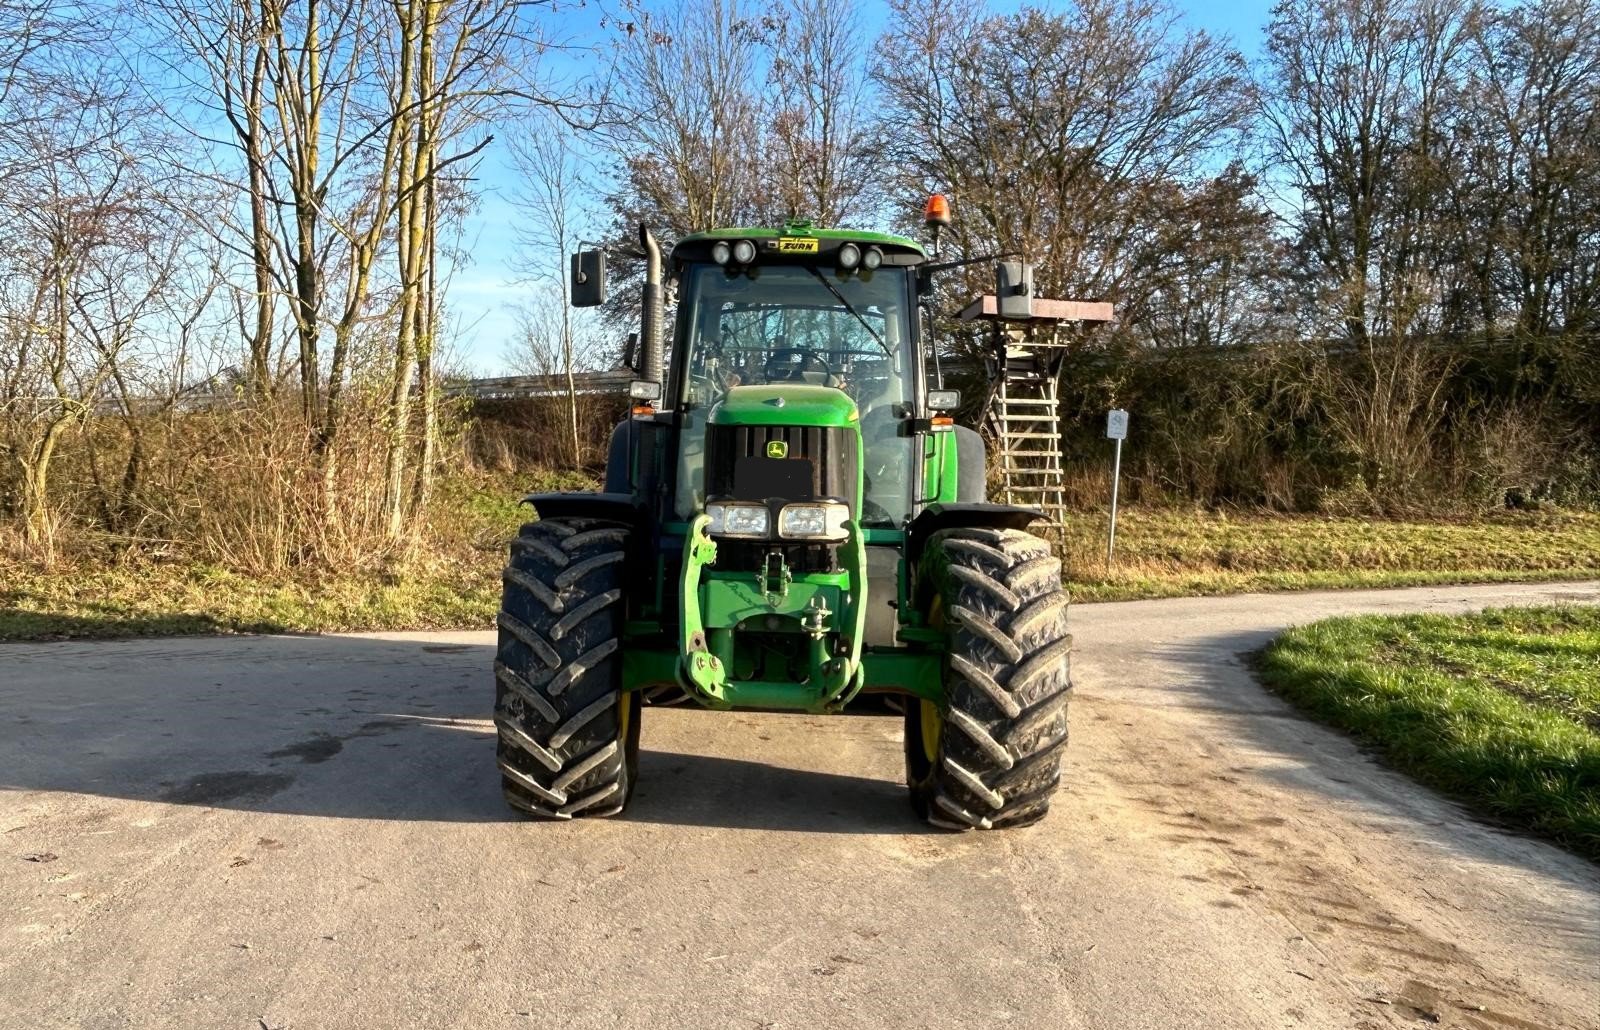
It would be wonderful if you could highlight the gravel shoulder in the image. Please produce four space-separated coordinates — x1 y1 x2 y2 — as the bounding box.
2 580 1596 1029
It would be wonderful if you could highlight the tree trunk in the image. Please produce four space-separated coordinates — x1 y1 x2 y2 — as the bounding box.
246 0 276 397
19 411 73 557
562 280 580 465
382 0 424 541
410 147 439 522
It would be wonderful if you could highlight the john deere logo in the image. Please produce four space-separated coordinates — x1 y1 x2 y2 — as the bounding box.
766 440 788 459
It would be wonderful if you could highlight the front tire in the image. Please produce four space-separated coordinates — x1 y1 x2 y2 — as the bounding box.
905 527 1072 830
494 517 639 819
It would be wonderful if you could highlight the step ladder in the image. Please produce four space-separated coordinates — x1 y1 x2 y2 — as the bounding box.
988 349 1067 526
954 282 1114 533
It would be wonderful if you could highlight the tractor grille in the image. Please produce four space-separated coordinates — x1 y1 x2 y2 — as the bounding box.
703 423 858 574
704 424 857 505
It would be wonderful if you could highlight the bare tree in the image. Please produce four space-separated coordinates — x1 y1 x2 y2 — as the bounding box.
1124 165 1292 348
606 0 773 237
1260 0 1486 500
1260 0 1481 342
508 110 602 465
875 0 1251 312
765 0 878 226
141 0 293 396
1467 0 1600 340
148 0 580 540
0 96 181 556
505 284 579 377
381 0 549 537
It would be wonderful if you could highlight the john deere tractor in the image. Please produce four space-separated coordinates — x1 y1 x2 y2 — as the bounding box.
493 208 1072 830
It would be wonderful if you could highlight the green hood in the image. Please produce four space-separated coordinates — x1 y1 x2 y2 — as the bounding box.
709 385 859 428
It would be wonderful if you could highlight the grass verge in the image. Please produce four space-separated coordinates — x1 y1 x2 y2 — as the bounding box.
0 469 578 642
2 486 1597 641
1060 508 1600 602
0 563 501 640
1256 605 1600 861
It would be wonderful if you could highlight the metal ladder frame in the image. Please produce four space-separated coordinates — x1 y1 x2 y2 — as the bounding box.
983 329 1068 527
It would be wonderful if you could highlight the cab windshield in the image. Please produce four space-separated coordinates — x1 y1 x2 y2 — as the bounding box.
672 261 919 526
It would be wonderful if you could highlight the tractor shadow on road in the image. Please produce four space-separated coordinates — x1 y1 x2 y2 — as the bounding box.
627 748 922 834
0 633 926 834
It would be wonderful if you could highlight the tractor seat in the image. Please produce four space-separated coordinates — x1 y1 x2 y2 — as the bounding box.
794 370 840 387
763 346 837 387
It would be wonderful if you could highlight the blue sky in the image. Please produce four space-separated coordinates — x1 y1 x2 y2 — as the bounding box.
450 0 1279 374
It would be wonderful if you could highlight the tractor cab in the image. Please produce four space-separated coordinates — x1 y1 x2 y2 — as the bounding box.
667 226 927 531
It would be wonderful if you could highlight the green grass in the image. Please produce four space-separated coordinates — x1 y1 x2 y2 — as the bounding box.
1256 605 1600 861
2 482 1596 641
1059 508 1600 602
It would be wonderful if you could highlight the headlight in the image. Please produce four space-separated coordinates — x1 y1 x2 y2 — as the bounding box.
862 246 883 270
732 238 757 264
711 241 731 265
706 502 769 538
837 242 861 270
778 502 849 541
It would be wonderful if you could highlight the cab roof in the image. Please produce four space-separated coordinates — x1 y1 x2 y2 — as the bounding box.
672 223 928 266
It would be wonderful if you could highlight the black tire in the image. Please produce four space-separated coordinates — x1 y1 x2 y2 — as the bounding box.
494 516 640 819
905 527 1071 830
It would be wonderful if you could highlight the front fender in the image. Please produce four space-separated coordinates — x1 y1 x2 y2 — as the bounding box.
905 501 1046 568
521 491 640 526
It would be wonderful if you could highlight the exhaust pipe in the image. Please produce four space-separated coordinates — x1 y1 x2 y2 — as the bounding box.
639 224 662 384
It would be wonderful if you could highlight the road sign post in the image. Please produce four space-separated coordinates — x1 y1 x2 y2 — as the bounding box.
1105 409 1128 567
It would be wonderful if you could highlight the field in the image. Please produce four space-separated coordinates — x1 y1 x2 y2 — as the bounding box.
2 476 1596 641
1060 508 1600 602
1256 605 1600 860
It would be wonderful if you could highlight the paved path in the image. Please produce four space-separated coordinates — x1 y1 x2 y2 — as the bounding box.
2 581 1597 1029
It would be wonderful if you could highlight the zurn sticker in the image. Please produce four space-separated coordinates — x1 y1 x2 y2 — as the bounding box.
776 237 819 254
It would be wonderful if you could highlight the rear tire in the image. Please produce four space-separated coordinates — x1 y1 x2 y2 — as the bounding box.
494 517 639 819
905 527 1071 830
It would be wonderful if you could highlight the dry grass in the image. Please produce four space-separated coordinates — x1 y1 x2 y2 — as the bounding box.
1057 508 1600 602
0 468 588 641
3 486 1596 641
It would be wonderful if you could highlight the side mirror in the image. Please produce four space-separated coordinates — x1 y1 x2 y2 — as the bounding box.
571 249 607 307
622 332 639 372
928 388 960 412
995 260 1033 319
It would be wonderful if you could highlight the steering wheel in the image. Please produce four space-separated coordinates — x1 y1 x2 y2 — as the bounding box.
764 348 832 383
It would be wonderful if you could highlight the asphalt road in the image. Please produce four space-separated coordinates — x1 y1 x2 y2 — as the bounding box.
3 581 1598 1030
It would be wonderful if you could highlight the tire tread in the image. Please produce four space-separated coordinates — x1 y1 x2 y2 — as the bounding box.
909 527 1072 831
494 517 636 820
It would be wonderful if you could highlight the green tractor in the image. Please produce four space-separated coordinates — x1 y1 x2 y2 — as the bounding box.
493 208 1072 830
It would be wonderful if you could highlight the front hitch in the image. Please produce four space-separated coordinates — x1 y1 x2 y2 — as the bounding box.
676 514 867 711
